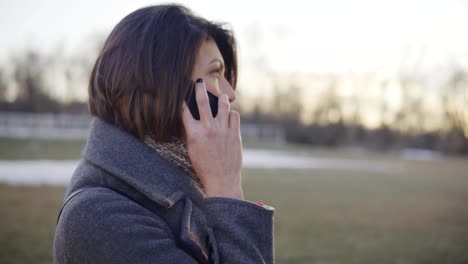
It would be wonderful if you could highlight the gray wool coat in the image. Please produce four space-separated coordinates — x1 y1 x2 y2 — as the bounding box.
53 118 275 264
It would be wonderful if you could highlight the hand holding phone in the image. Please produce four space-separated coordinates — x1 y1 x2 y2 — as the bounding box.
181 78 244 200
184 79 218 120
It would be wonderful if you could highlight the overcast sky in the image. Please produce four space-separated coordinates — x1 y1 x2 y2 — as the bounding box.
1 0 468 75
1 0 467 128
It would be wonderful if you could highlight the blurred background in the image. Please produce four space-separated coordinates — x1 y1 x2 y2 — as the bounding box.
0 0 467 263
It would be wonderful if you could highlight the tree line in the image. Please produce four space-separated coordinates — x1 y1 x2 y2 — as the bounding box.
238 71 467 155
0 48 466 155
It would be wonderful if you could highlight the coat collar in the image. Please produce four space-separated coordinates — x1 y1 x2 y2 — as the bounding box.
83 117 205 208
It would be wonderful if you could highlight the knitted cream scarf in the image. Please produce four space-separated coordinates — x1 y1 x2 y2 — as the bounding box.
144 136 205 193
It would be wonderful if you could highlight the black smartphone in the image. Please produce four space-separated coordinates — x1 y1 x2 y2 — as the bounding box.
184 82 218 120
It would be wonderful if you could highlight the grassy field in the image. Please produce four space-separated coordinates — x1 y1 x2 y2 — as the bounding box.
245 165 468 263
1 138 468 263
0 136 412 161
0 137 86 160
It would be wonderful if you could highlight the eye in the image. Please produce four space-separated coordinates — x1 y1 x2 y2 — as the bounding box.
211 68 221 78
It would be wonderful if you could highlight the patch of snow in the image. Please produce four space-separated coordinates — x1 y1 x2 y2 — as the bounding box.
401 148 442 161
243 149 404 173
0 149 405 186
0 160 77 186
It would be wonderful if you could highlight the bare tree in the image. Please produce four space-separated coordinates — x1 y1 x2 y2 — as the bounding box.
0 68 7 102
12 50 57 112
271 82 303 125
64 32 106 101
312 79 343 125
441 69 468 153
393 78 427 135
379 80 390 128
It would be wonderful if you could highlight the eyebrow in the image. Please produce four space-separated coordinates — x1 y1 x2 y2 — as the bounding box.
209 58 225 69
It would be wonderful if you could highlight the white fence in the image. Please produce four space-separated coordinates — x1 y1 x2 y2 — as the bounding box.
0 112 284 142
0 112 91 139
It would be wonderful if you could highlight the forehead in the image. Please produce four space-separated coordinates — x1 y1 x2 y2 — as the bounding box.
196 39 224 65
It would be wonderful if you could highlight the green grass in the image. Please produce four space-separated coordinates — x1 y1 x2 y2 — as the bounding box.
1 158 468 263
0 137 296 160
0 185 65 264
242 165 468 263
0 137 86 160
0 136 427 161
1 138 468 263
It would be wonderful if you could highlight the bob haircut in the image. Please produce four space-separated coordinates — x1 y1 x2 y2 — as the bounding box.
88 4 237 142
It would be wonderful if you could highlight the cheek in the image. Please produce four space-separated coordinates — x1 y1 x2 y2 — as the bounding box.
204 77 220 94
192 71 218 91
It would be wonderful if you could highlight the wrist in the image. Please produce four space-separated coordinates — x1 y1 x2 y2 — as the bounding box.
205 185 244 200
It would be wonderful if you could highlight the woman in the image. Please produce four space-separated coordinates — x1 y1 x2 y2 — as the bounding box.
53 4 275 264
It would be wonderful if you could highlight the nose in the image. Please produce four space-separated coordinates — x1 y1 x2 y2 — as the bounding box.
221 79 236 103
228 91 236 103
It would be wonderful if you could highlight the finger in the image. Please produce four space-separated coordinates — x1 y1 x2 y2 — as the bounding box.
195 79 213 124
181 101 196 130
216 93 230 128
228 110 240 131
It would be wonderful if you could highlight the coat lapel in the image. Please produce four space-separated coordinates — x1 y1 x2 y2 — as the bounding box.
83 118 205 207
82 118 212 263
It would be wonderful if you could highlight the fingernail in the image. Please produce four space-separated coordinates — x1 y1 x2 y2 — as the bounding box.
196 78 203 83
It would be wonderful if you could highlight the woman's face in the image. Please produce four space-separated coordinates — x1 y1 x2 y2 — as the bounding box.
192 39 236 103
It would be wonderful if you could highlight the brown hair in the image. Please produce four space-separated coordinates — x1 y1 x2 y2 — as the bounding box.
88 4 237 142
